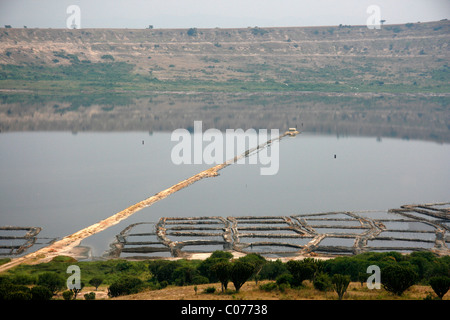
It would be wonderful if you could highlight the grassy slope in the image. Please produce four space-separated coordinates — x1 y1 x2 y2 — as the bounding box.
1 252 449 300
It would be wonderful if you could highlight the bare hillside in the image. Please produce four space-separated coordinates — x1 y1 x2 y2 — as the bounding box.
1 21 449 85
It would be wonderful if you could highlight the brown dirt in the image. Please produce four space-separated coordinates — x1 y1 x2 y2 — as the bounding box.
111 280 448 300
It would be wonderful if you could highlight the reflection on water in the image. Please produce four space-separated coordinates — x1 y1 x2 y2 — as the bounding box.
0 131 449 257
1 92 449 143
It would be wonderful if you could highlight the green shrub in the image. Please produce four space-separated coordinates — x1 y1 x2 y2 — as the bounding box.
382 264 418 296
259 282 278 292
192 275 209 285
198 251 232 282
84 292 96 300
158 280 168 289
148 260 180 284
37 272 66 295
238 254 266 284
314 272 332 292
11 273 35 285
62 290 74 300
30 285 53 300
286 259 316 286
51 255 77 263
203 286 216 294
6 290 32 300
0 278 32 301
187 28 197 36
276 273 293 286
259 260 288 280
107 276 145 298
101 54 114 61
115 260 132 271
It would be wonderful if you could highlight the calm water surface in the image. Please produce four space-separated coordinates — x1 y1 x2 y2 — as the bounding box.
1 132 449 257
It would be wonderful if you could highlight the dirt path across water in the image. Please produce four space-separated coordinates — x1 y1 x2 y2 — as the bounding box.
0 130 295 273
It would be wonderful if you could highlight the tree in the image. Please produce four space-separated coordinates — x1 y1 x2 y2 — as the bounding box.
238 254 266 284
89 277 103 290
230 261 255 292
259 259 288 280
107 276 144 298
332 274 350 300
70 281 85 299
429 276 450 299
276 273 293 286
173 266 196 286
37 272 66 295
286 259 317 286
314 272 332 292
211 261 231 292
149 260 180 284
198 251 233 282
382 264 418 296
30 285 53 301
187 28 198 36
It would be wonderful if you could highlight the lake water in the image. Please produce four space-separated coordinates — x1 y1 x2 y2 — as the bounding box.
0 131 449 257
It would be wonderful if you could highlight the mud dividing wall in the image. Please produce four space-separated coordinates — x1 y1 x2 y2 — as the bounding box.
108 202 449 259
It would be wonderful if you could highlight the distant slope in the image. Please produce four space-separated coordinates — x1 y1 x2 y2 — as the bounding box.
0 22 448 140
0 20 449 94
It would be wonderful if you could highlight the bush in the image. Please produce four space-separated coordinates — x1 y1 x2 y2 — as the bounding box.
259 260 288 280
313 272 332 292
173 266 197 286
429 276 450 299
238 254 266 284
37 272 66 295
159 280 168 289
84 292 96 300
30 285 53 301
192 275 209 285
0 278 32 300
382 264 418 296
62 290 74 300
107 276 145 298
11 274 35 285
203 286 216 294
148 260 180 284
259 282 278 292
187 28 198 36
51 255 77 263
286 259 316 286
6 290 32 300
276 273 293 286
198 251 232 282
101 54 115 61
